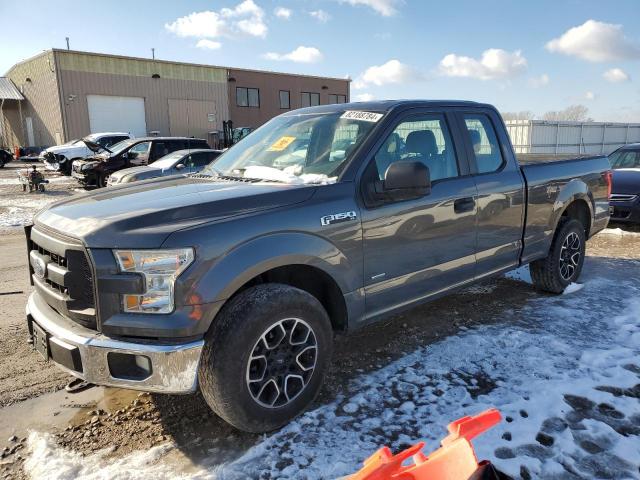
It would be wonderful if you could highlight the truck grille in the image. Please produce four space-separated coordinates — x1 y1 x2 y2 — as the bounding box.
27 226 97 329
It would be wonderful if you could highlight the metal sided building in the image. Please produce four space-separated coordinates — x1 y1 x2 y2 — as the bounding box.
506 120 640 156
1 49 350 148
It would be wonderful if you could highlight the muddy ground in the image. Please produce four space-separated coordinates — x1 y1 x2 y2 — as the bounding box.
0 160 638 479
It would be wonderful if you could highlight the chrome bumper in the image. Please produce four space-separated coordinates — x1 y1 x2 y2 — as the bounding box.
26 292 204 394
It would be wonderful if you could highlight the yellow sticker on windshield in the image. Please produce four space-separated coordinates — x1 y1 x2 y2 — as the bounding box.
267 136 296 152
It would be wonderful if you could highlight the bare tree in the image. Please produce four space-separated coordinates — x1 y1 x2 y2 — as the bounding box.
543 105 593 122
501 111 535 121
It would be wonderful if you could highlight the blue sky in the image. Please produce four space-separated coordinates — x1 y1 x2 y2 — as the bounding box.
1 0 639 121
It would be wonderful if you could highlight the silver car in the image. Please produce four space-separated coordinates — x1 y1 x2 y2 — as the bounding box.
107 148 222 186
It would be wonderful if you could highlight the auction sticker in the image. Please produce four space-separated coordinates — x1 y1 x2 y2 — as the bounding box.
267 136 296 151
341 111 384 122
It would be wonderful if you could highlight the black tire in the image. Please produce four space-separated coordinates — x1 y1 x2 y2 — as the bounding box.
530 218 586 293
22 184 26 192
97 173 109 188
198 284 333 433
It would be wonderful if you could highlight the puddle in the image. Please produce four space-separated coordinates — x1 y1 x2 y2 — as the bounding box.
0 386 139 441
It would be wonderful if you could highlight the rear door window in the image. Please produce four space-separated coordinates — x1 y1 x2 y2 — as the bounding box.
462 114 504 174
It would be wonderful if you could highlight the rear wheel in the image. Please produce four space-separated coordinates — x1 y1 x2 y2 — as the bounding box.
530 218 586 293
198 284 333 432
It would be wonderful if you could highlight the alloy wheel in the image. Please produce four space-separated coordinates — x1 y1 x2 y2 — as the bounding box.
246 318 317 408
559 231 581 281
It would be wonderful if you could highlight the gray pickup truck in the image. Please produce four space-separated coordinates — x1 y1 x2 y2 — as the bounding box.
25 100 611 432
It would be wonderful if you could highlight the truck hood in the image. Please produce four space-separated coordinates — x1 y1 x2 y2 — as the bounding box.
43 143 87 158
611 168 640 195
35 176 316 248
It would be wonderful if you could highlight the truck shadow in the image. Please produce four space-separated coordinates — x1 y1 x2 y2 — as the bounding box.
151 274 539 467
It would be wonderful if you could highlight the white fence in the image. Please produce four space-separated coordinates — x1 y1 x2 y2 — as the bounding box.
505 120 640 156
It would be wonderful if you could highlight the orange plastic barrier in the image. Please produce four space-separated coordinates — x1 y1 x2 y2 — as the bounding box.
349 409 502 480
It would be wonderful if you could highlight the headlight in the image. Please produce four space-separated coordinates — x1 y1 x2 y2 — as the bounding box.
123 175 138 183
114 248 194 314
81 161 99 171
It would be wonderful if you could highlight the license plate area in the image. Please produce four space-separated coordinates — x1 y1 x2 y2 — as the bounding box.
32 322 50 361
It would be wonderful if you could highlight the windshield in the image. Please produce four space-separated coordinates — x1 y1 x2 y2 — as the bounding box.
205 111 381 184
109 139 137 154
152 151 187 169
609 149 640 169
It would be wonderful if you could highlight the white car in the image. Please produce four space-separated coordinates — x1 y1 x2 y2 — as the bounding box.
41 132 132 175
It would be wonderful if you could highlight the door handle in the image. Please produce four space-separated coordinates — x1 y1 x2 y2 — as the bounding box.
454 197 475 214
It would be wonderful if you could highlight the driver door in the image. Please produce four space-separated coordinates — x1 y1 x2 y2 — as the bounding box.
360 111 478 320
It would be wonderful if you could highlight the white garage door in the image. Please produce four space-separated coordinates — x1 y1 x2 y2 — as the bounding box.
87 95 147 137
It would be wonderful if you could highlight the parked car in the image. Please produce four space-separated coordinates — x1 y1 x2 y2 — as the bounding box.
25 100 610 433
107 149 223 186
607 143 640 224
71 137 210 188
41 132 132 175
0 147 13 167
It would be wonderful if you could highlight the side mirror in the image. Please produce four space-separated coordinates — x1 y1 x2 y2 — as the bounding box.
175 163 186 170
383 161 431 198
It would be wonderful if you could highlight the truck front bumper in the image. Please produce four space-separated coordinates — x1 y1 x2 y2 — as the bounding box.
26 291 204 394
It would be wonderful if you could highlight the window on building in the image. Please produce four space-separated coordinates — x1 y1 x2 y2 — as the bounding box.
279 90 290 109
328 94 347 104
301 92 320 108
236 87 260 107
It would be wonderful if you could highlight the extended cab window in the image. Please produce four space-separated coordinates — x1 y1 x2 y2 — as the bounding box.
463 114 504 174
373 115 459 182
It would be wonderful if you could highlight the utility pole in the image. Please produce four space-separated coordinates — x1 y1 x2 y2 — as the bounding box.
151 48 155 60
65 37 70 50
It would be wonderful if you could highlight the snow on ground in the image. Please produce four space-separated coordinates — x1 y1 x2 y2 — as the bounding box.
23 259 640 479
600 228 640 237
0 193 69 229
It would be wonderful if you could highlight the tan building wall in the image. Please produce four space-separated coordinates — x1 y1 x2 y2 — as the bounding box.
55 50 229 141
4 51 64 146
227 68 350 129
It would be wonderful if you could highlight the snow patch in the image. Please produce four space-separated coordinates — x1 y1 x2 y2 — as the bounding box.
599 228 640 237
562 282 584 295
24 433 183 480
243 165 336 185
504 265 532 284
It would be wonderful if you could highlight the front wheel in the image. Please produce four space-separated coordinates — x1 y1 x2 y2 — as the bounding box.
97 173 110 188
530 218 586 293
198 284 333 432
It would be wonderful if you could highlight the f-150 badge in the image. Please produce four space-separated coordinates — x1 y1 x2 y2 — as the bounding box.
320 211 357 226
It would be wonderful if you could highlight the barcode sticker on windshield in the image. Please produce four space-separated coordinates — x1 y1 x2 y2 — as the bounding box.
341 111 384 122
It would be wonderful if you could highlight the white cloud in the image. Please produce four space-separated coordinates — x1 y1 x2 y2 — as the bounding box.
355 93 375 101
263 46 323 63
603 67 630 83
196 39 222 50
338 0 403 16
274 7 292 19
585 91 596 101
355 59 419 88
528 73 550 88
546 20 640 62
439 49 527 80
309 10 330 23
165 0 267 45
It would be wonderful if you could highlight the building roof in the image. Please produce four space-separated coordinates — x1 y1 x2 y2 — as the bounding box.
46 49 350 83
0 77 23 100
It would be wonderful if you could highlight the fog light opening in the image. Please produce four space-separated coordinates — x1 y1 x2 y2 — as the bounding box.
107 352 152 381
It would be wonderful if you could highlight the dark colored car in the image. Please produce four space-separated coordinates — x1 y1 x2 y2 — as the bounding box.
25 100 610 433
71 137 210 188
107 149 222 186
608 144 640 224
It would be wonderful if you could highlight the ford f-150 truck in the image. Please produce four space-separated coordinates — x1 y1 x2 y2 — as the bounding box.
25 101 611 433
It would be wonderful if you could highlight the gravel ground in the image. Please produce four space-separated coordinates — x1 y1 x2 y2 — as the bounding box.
0 160 638 479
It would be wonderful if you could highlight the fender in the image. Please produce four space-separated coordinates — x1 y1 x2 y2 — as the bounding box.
548 178 594 234
184 231 360 308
